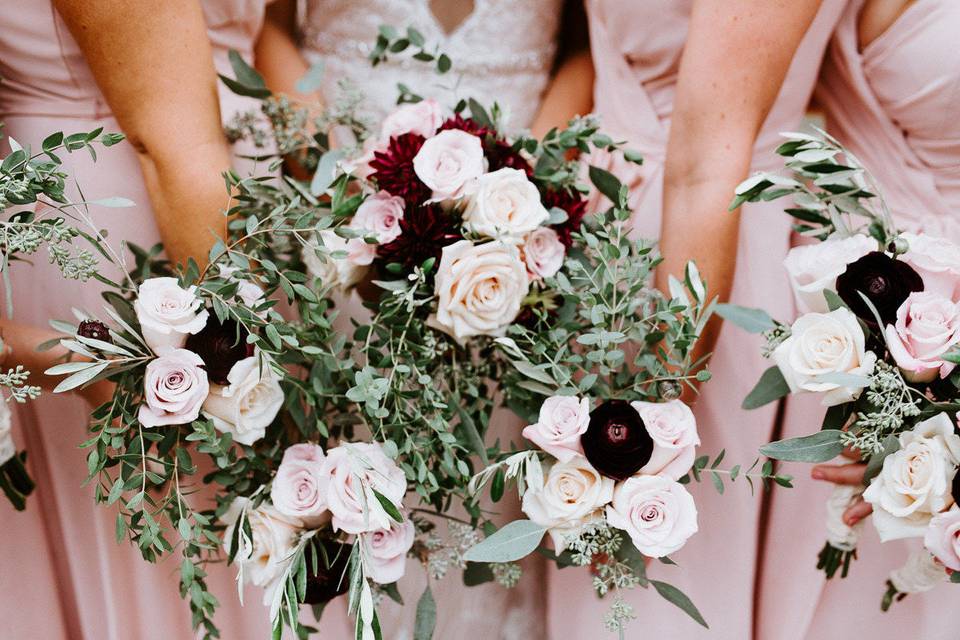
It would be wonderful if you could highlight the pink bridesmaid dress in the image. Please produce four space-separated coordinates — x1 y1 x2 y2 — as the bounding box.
0 2 354 638
545 1 847 638
756 2 960 640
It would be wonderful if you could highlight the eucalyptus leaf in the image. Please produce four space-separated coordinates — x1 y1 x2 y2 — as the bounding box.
760 430 844 463
413 585 436 640
463 520 547 563
742 366 791 410
715 303 777 334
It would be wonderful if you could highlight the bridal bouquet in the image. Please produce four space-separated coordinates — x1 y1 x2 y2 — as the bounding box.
720 131 960 608
0 126 124 509
465 168 791 635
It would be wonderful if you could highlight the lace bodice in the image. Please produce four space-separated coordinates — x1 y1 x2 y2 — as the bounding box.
301 0 562 132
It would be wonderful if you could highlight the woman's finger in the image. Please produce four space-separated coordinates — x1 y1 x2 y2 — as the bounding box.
841 445 862 461
811 463 867 485
842 497 873 526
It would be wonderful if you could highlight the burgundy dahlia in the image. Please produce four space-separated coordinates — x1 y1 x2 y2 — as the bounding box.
184 316 254 385
77 320 111 343
542 186 587 247
303 539 352 605
369 133 432 207
836 252 924 326
377 204 462 272
581 400 653 481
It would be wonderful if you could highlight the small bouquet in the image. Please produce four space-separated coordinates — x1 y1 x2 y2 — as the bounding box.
466 170 791 635
720 131 960 608
0 126 124 509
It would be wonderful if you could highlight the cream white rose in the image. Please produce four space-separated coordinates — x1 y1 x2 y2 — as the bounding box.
521 457 614 551
361 518 415 584
522 395 590 462
270 443 328 526
605 474 698 558
634 399 700 480
522 227 565 279
772 307 877 406
302 230 371 290
900 232 960 299
320 442 407 535
380 98 443 140
783 234 876 313
412 129 485 200
134 277 209 352
202 354 284 446
432 240 529 341
223 497 303 604
863 413 960 541
462 168 550 242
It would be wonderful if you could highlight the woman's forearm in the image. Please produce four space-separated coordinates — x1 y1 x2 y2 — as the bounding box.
255 0 314 100
530 49 595 138
53 0 232 269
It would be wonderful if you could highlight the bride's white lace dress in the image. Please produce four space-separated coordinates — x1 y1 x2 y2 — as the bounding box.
301 0 561 132
300 1 561 638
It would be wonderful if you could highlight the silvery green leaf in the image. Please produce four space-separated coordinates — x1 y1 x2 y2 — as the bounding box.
742 366 791 410
45 361 99 376
734 173 769 195
53 361 109 393
685 261 706 303
760 430 844 463
547 206 568 225
295 62 325 94
90 197 135 208
816 372 871 388
413 585 436 640
778 131 822 142
58 338 95 359
77 334 133 356
650 580 708 628
763 174 803 188
48 319 77 334
513 361 556 386
310 149 345 196
794 148 838 163
493 337 524 359
667 275 689 307
715 304 776 334
463 520 547 563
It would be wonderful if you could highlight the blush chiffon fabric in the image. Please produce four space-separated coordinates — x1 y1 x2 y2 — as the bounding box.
0 2 352 638
545 1 846 638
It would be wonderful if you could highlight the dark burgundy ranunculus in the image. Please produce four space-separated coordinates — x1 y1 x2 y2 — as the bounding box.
836 252 924 326
303 539 352 605
369 133 432 207
376 204 462 272
77 320 111 343
952 466 960 505
183 316 253 385
541 186 587 247
581 400 653 481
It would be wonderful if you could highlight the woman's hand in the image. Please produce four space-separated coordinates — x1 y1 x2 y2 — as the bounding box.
812 448 873 526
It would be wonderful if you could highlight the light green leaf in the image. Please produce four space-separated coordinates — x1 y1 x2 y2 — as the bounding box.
52 362 108 393
715 303 777 334
650 580 708 628
90 197 135 208
413 585 436 640
760 430 844 463
463 520 546 563
742 366 791 410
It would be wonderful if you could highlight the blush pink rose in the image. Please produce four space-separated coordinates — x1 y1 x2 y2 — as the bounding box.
380 98 443 140
924 507 960 571
270 443 328 526
634 400 700 480
350 191 406 244
900 232 960 299
138 348 209 428
361 518 415 584
885 292 960 383
321 442 407 534
522 227 565 279
522 395 590 462
412 129 484 200
605 474 698 558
